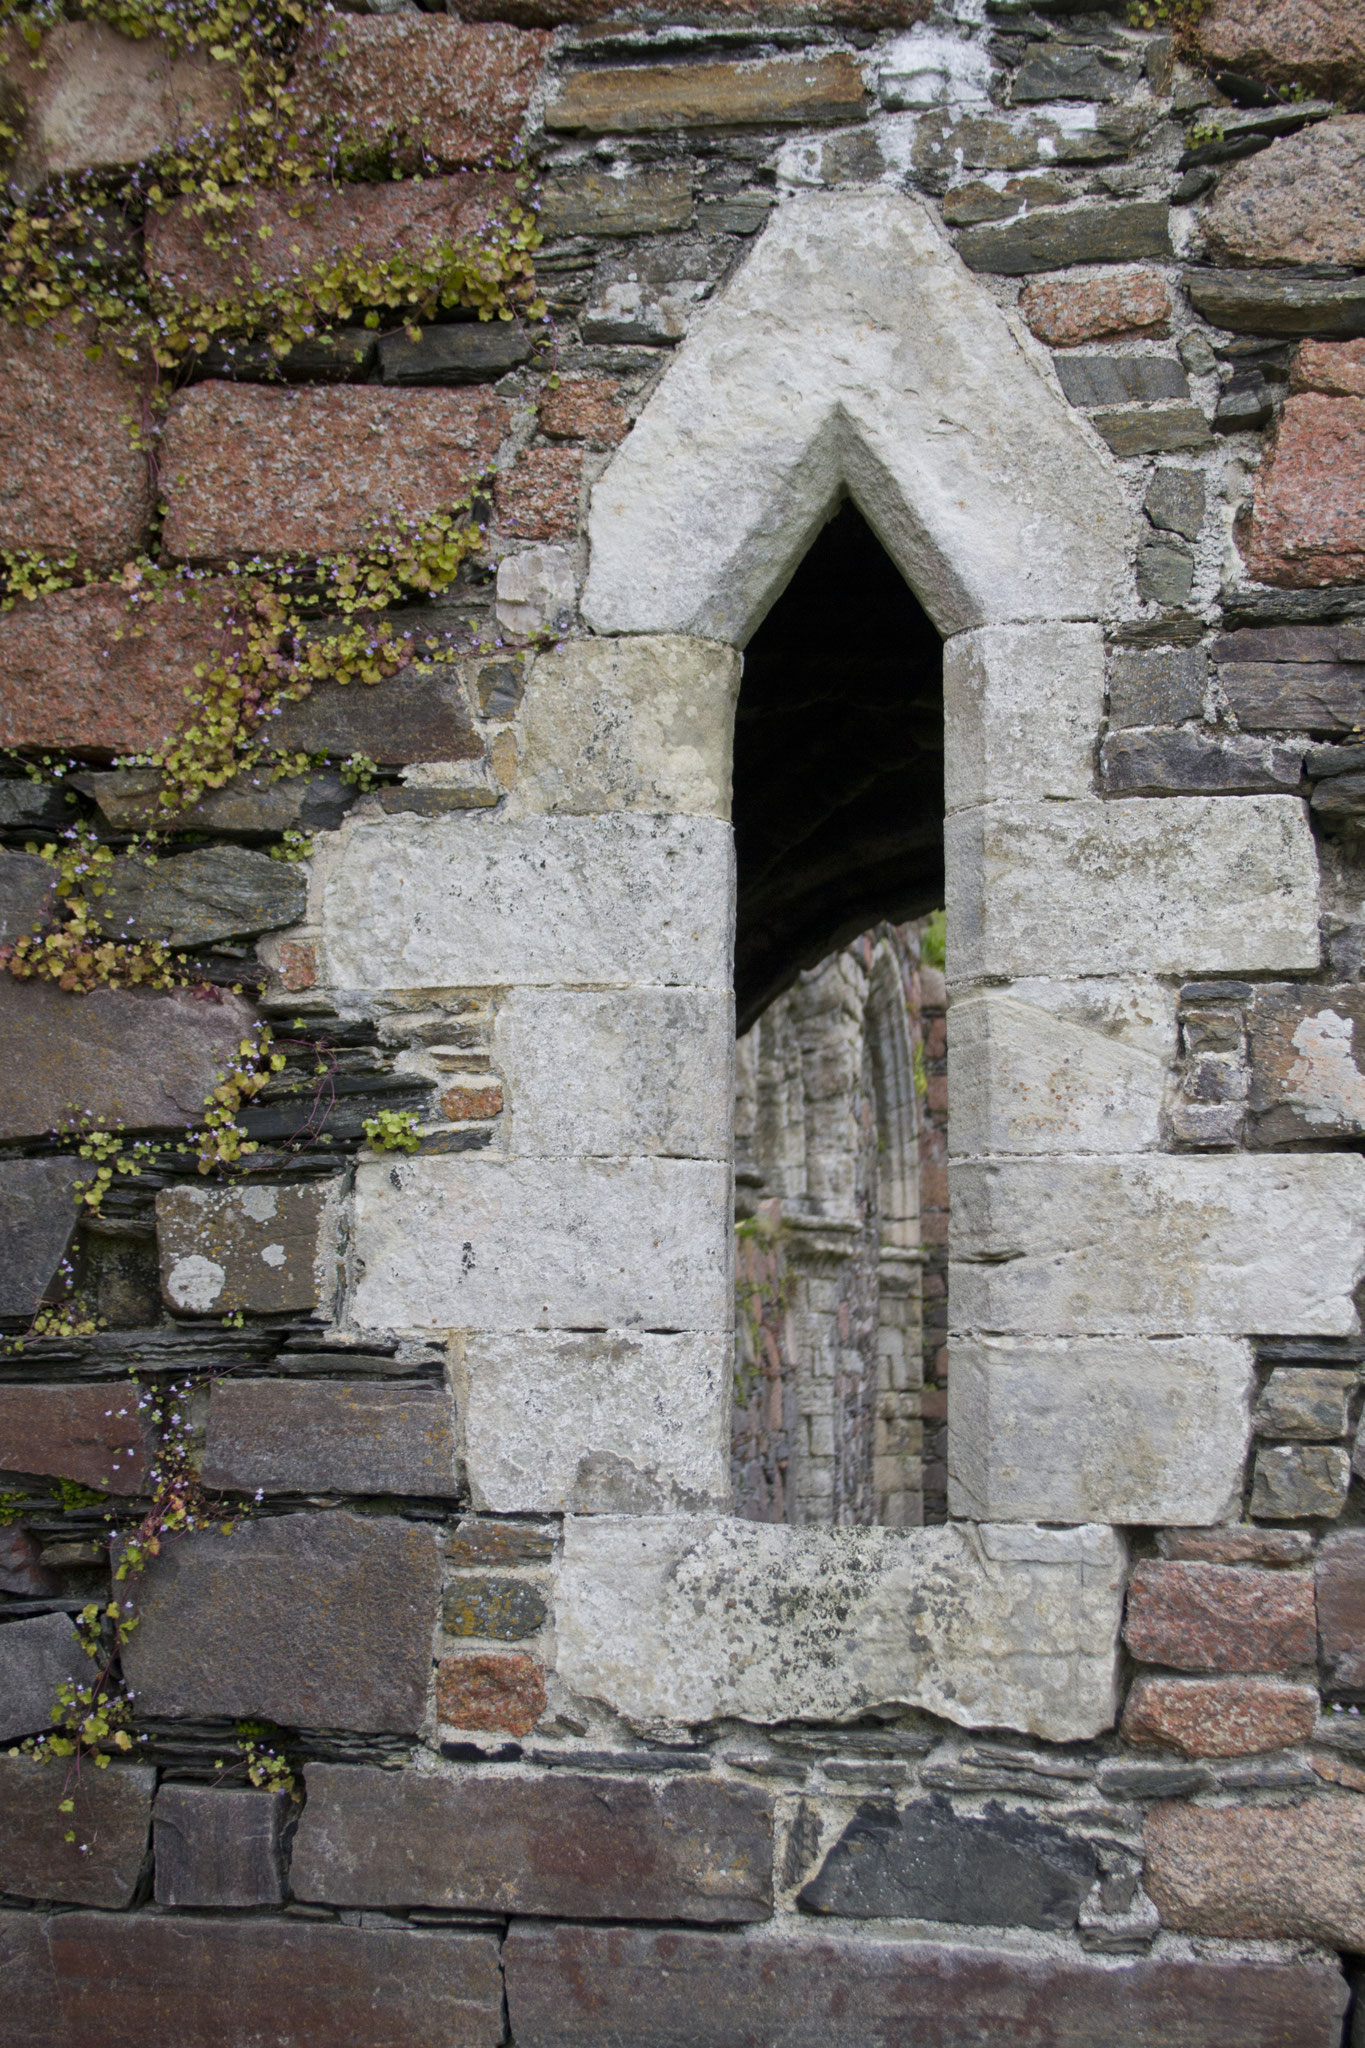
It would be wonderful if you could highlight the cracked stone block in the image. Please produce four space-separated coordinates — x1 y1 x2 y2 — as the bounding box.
156 1180 342 1319
99 844 306 949
0 1757 154 1906
153 1784 286 1907
0 1612 93 1742
202 1378 458 1497
0 1157 97 1317
1251 1442 1352 1517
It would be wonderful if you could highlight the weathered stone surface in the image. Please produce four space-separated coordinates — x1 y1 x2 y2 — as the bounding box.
556 1517 1126 1741
1095 406 1211 459
148 174 512 308
1055 356 1187 408
583 190 1130 643
539 165 692 238
291 1762 773 1921
119 1511 439 1733
0 1613 92 1743
950 1155 1365 1337
547 55 865 133
0 1758 154 1906
0 1157 98 1319
0 582 224 756
1254 1367 1356 1439
1136 534 1196 600
958 201 1170 277
799 1795 1096 1929
0 1381 153 1494
290 11 548 167
266 664 482 767
3 19 237 180
0 323 152 573
1108 644 1206 727
1121 1674 1319 1758
943 623 1102 813
947 797 1319 982
0 779 72 831
76 766 353 838
1196 0 1365 109
465 1330 728 1514
495 544 577 638
157 1180 341 1319
377 321 530 387
948 1336 1252 1526
442 1575 547 1640
436 1651 545 1734
1317 1531 1365 1691
1186 268 1365 339
1243 394 1365 588
941 175 1066 229
0 1912 57 2046
203 1379 458 1497
153 1785 286 1907
504 1923 1347 2048
352 1155 730 1334
1158 1526 1313 1566
320 812 733 991
441 1080 504 1122
0 977 256 1142
1294 338 1365 398
446 1519 554 1566
1205 119 1365 269
1144 468 1206 541
0 850 54 942
1147 1798 1365 1948
1124 1561 1316 1673
514 636 739 818
1019 267 1170 347
43 1913 503 2048
1251 1442 1352 1518
539 375 628 444
1216 633 1365 733
493 444 582 542
160 384 507 561
949 980 1173 1157
0 1524 56 1596
1100 730 1302 796
99 844 304 949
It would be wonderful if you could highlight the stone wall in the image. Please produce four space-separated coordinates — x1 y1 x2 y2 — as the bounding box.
2 0 1365 2039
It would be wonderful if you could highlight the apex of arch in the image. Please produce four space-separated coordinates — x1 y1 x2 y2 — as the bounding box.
582 186 1134 646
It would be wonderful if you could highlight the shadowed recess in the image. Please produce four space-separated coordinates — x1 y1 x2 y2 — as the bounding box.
733 499 944 1034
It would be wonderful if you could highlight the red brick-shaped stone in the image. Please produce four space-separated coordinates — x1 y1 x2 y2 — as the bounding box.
0 580 228 756
1146 1797 1365 1950
493 444 582 540
1316 1529 1365 1692
0 324 152 572
160 384 507 562
1123 1561 1316 1673
436 1650 546 1734
1195 0 1365 110
0 1382 153 1495
440 1081 504 1120
146 173 514 309
1121 1674 1318 1758
1018 267 1171 347
1243 393 1365 588
290 9 550 168
503 1924 1349 2048
1293 337 1365 397
291 1763 774 1922
1157 1526 1313 1567
44 1913 503 2048
539 375 628 445
0 1758 154 1907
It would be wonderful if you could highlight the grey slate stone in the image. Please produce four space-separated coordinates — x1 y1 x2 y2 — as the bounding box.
153 1784 287 1906
474 659 525 720
74 767 354 839
1013 47 1135 103
1214 369 1276 434
0 1525 57 1596
1186 269 1365 340
156 1179 341 1318
958 200 1171 275
1097 407 1211 458
99 844 305 949
1137 536 1196 603
1100 730 1303 796
1144 468 1205 541
378 323 531 386
0 1612 92 1741
1108 644 1207 727
1095 1759 1214 1799
0 849 55 941
0 1156 97 1317
1054 355 1188 407
1312 773 1365 818
264 665 482 768
1307 744 1365 778
202 1379 459 1496
119 1510 439 1733
1221 662 1365 733
195 327 377 382
1254 1368 1356 1441
0 779 73 830
290 1762 774 1922
797 1795 1097 1931
0 1756 154 1906
442 1575 548 1639
539 166 692 239
1250 1443 1351 1519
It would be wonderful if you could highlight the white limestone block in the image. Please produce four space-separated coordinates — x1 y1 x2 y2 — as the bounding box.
350 1155 731 1333
582 188 1130 644
463 1330 729 1514
494 545 577 639
494 986 732 1160
951 1154 1365 1336
943 623 1104 812
317 812 733 992
513 636 740 819
948 1335 1254 1525
950 980 1175 1156
555 1515 1126 1741
947 796 1319 981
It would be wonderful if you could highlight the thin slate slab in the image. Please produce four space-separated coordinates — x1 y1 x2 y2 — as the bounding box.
264 663 482 767
153 1784 286 1907
290 1763 774 1922
798 1795 1097 1930
0 1757 154 1907
98 844 305 948
202 1379 458 1497
156 1179 343 1318
0 1157 96 1317
378 322 531 384
0 1612 93 1742
118 1511 439 1734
